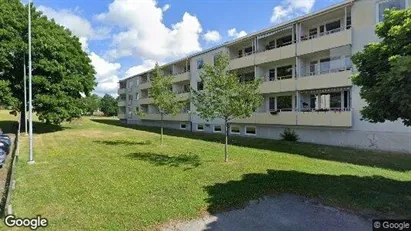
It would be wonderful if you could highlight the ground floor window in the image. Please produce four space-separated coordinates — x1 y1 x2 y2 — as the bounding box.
213 125 222 133
230 126 240 134
245 126 256 135
180 123 187 129
197 124 204 131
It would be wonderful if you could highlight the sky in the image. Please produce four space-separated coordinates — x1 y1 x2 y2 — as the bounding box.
28 0 342 96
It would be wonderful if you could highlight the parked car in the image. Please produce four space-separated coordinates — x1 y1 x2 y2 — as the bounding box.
0 135 11 153
0 149 6 167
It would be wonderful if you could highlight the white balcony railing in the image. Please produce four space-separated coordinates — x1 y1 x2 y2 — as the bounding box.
300 27 345 41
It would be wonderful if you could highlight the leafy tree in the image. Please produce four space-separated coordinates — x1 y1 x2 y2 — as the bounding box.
81 94 101 115
100 94 117 116
352 8 411 126
0 0 96 125
149 64 184 144
192 54 262 162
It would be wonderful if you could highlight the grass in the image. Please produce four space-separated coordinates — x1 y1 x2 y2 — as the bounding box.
2 111 410 230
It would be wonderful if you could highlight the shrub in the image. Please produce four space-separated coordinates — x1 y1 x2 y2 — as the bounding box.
280 128 299 142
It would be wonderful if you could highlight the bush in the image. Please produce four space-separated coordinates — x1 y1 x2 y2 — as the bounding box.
280 128 299 142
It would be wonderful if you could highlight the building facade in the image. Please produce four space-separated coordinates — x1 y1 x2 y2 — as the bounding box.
118 0 411 153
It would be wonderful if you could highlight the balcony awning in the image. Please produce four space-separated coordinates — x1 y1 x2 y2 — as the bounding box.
300 86 351 95
257 26 293 40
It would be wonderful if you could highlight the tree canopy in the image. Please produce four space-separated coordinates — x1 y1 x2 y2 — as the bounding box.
0 0 96 124
352 8 411 126
192 54 262 161
100 94 117 116
81 94 101 115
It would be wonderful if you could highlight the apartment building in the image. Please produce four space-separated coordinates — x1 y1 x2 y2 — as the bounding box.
118 0 411 153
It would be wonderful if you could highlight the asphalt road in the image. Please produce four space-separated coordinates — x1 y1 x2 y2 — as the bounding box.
163 195 371 231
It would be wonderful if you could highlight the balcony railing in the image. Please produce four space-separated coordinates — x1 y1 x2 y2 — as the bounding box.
259 40 295 53
265 74 293 81
300 27 346 41
299 107 351 112
300 65 352 77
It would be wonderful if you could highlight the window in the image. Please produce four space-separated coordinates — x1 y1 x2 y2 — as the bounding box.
309 28 318 38
269 97 276 111
277 96 292 111
135 93 139 100
197 81 204 90
320 58 331 74
276 35 292 47
378 0 406 22
244 46 253 55
344 91 350 109
267 40 276 50
230 126 240 134
197 124 204 131
213 125 222 133
310 95 317 109
325 20 341 33
269 69 275 81
277 65 293 80
329 92 341 108
128 95 133 100
239 72 255 83
180 123 187 130
197 59 204 69
309 61 318 75
346 15 352 29
183 84 190 93
238 50 243 58
245 126 256 135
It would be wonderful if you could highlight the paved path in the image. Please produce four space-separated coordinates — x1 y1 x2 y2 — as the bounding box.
163 195 371 231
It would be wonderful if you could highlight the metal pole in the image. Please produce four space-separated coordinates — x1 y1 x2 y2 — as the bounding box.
28 0 34 164
24 58 27 135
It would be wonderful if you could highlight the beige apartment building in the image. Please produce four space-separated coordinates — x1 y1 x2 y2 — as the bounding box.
118 0 411 153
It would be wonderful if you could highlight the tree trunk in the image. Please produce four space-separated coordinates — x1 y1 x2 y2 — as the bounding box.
224 120 229 162
160 114 164 145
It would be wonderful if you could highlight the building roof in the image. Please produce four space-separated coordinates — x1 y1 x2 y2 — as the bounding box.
120 0 352 83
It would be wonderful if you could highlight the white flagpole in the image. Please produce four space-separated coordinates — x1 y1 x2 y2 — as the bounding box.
24 58 27 135
28 0 34 164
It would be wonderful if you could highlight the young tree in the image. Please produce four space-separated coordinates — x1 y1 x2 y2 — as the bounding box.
100 94 117 116
192 54 262 162
352 8 411 126
0 0 96 125
149 64 184 145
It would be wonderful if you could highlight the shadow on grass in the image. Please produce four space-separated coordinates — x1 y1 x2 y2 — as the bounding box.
91 119 411 172
127 152 201 170
204 169 411 219
94 140 152 146
0 120 18 134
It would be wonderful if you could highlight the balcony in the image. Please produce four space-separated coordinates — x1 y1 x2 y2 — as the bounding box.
231 112 297 125
259 76 296 94
138 82 151 90
118 88 126 94
297 28 352 55
117 113 126 119
297 110 352 127
229 53 255 70
172 71 190 83
118 100 126 107
255 43 296 65
297 69 352 91
139 97 154 105
140 113 190 121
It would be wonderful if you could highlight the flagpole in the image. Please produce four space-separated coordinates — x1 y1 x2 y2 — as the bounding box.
24 58 27 135
28 0 34 164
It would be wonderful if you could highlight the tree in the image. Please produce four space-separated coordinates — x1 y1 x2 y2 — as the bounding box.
192 54 262 162
0 0 96 125
100 94 117 116
352 8 411 126
81 94 101 115
149 63 184 145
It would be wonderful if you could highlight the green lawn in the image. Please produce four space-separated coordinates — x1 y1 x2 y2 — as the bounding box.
5 113 411 230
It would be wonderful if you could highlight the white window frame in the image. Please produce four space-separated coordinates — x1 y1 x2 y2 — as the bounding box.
197 59 204 70
213 125 222 133
230 126 241 134
376 0 408 23
196 124 204 131
245 126 257 136
180 123 187 130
